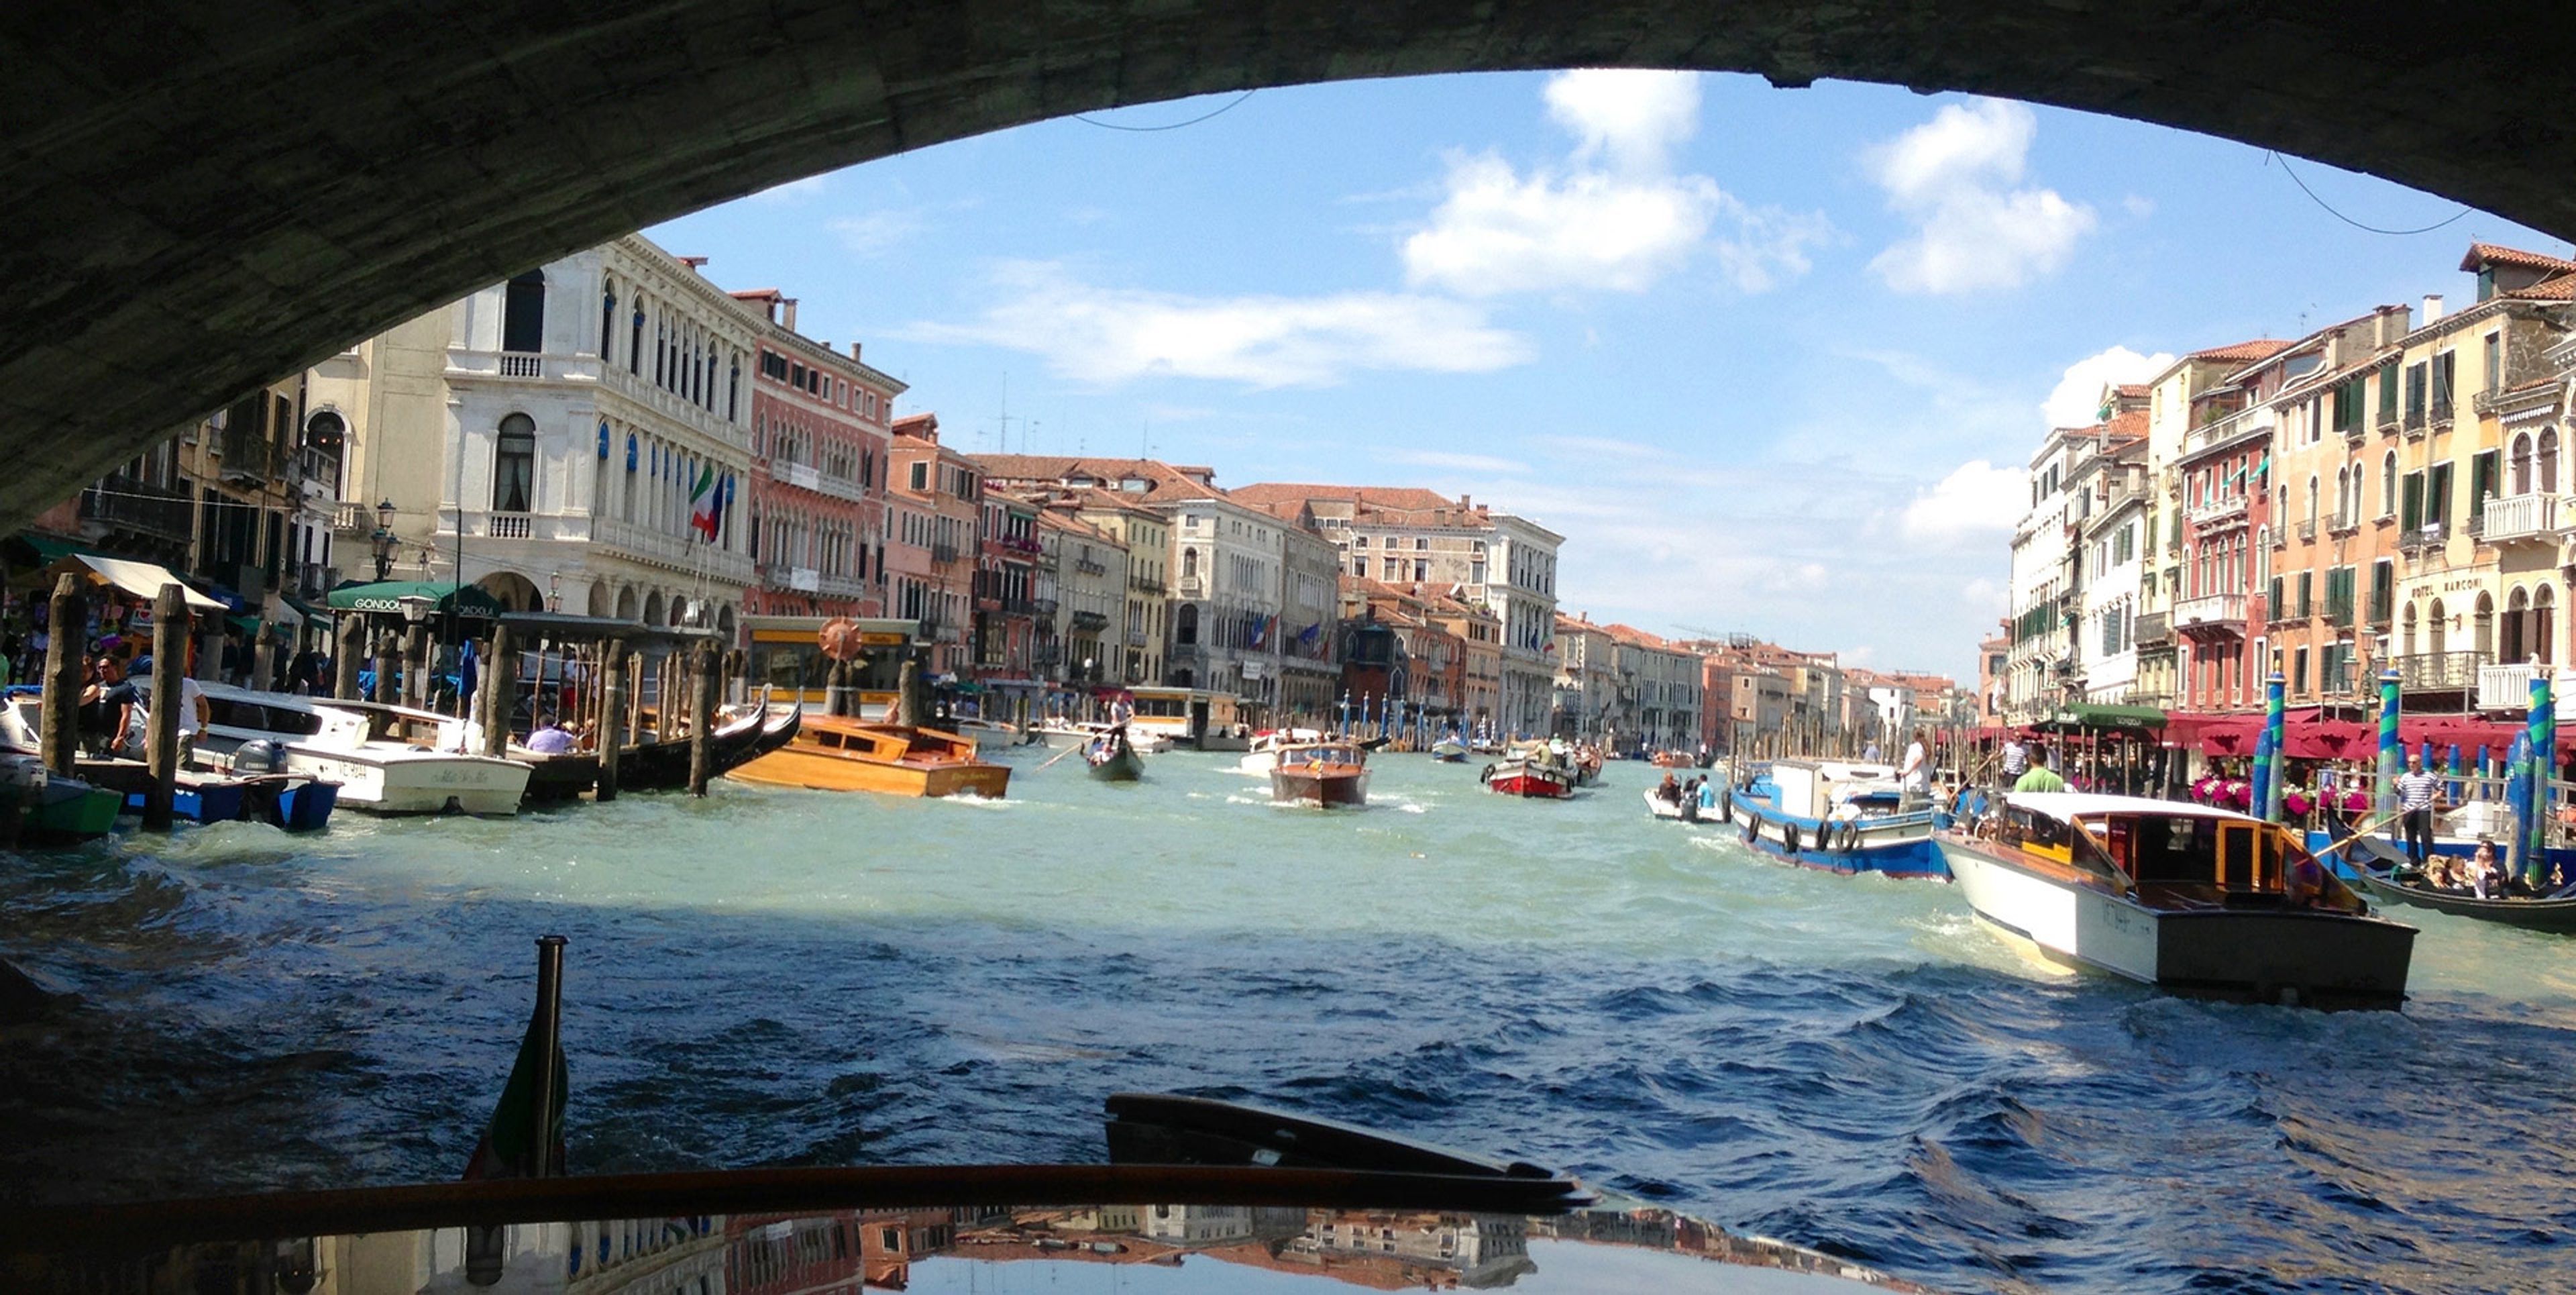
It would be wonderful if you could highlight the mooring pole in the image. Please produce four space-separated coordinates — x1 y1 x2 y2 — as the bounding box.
688 643 716 796
482 624 516 757
596 649 624 803
143 584 187 831
333 613 363 700
40 574 83 776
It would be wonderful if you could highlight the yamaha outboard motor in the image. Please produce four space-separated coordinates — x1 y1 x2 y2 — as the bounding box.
233 739 286 774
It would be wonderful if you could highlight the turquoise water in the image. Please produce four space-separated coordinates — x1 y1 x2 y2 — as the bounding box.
6 749 2576 1292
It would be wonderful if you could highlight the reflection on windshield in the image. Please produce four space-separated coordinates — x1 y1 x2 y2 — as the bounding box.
68 1203 1924 1293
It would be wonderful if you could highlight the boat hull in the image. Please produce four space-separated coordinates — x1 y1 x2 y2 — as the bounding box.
2345 859 2576 933
1271 766 1368 807
1087 746 1145 782
19 782 121 843
1483 762 1572 798
1939 837 2414 1009
617 708 800 792
732 746 1010 797
289 749 531 815
1725 795 1947 880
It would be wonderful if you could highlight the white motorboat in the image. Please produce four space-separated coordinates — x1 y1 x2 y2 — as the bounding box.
1937 792 2416 1010
1235 727 1328 776
195 684 532 815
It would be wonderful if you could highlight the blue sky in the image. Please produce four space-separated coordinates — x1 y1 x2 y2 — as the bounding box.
649 71 2566 680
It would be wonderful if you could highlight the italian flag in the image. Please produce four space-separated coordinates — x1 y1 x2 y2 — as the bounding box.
688 464 719 540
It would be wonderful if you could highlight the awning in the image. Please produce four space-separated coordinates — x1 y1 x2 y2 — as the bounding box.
2040 703 2167 731
40 554 229 611
282 593 329 624
326 580 506 618
8 533 111 566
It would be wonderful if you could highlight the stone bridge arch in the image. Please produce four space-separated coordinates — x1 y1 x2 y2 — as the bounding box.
3 1 2569 523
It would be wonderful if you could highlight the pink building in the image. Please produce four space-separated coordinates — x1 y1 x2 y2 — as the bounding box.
731 290 901 621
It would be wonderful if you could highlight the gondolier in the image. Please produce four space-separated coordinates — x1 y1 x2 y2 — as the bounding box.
2395 755 2443 868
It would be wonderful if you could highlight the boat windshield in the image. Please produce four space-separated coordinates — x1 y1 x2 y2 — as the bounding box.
2078 813 2288 896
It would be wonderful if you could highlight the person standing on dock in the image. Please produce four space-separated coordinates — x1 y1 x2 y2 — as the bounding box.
2396 754 2443 868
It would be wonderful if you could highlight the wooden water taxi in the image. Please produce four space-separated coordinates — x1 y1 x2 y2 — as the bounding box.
1270 739 1368 807
1938 792 2416 1010
730 715 1010 798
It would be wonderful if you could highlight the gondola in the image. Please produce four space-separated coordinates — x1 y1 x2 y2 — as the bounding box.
2337 836 2576 933
1086 727 1144 782
617 704 800 792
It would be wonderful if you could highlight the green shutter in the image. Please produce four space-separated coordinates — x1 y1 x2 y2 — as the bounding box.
2428 462 2455 527
2402 472 2425 531
2471 451 2499 523
2379 364 2398 420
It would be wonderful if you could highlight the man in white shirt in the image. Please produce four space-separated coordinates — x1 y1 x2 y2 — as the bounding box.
129 668 209 764
1900 727 1930 805
2394 754 2443 868
2000 737 2029 779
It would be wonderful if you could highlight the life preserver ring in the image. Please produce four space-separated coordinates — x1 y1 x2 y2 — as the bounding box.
1479 763 1495 784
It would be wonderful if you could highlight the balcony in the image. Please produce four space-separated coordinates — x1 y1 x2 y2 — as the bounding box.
1071 609 1110 631
2327 510 2361 537
2431 395 2455 429
2398 522 2450 556
816 573 869 600
592 516 755 583
2477 493 2571 546
763 563 822 592
2396 650 2489 691
1176 575 1204 599
593 361 751 452
1026 597 1058 618
2132 611 2171 646
2473 662 2576 711
78 476 194 542
2296 519 2316 542
1075 558 1108 576
2186 494 2247 529
1130 576 1167 596
930 541 960 564
480 511 533 539
1124 626 1151 647
2173 592 2246 632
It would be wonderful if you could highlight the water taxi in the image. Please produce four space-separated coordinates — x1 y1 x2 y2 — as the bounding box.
1719 759 1945 879
195 686 531 815
1270 739 1369 807
1234 727 1328 776
1937 792 2416 1009
731 715 1010 798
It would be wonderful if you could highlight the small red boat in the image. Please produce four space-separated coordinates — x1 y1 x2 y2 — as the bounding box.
1482 749 1574 798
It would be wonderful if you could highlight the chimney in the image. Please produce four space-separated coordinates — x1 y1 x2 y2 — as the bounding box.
1458 494 1470 509
849 342 863 361
2422 293 2444 325
782 299 799 332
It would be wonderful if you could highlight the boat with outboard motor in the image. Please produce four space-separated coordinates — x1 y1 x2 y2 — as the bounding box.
3 689 333 835
1718 758 1945 879
1430 734 1469 762
1937 791 2416 1008
186 685 533 816
1643 779 1721 823
1234 727 1328 776
1270 738 1370 807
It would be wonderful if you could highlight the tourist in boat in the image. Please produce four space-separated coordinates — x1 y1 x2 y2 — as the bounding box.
524 713 576 755
1656 770 1681 804
2396 754 2443 868
2013 747 2065 793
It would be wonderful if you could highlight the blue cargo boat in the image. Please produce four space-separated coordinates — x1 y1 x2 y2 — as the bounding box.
1716 758 1949 880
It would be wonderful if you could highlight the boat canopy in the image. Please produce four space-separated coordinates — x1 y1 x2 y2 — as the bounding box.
40 554 229 611
2006 790 2260 824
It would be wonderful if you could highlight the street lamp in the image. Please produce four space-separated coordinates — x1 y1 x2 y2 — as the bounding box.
370 499 397 582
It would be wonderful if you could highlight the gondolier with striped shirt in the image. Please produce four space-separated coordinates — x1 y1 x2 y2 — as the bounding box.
2396 754 2443 868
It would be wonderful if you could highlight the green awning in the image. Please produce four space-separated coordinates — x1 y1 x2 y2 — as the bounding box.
282 593 328 623
9 533 110 566
325 580 506 618
2044 703 2167 731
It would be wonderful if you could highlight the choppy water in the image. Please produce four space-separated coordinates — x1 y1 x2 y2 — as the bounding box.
5 749 2576 1293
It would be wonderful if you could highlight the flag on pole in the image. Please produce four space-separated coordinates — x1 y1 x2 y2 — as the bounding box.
462 938 568 1181
688 464 720 540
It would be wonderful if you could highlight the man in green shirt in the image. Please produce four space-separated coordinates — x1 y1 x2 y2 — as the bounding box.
2013 746 2067 793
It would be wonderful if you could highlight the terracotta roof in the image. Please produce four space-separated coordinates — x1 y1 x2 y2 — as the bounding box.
2189 339 2293 363
2115 383 2149 398
972 454 1230 503
1230 482 1464 512
2506 273 2576 301
2461 242 2576 274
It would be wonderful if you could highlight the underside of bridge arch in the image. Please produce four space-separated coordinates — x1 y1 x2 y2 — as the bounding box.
2 2 2569 526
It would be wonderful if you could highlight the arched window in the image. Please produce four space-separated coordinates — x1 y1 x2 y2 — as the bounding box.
2403 603 2420 658
2538 584 2557 665
2475 591 2495 658
493 413 535 512
2513 431 2533 495
1175 603 1199 645
599 282 617 364
2543 427 2562 495
1182 548 1199 579
2306 476 2320 528
2507 588 2530 663
502 270 545 354
2382 451 2398 517
2429 598 2448 658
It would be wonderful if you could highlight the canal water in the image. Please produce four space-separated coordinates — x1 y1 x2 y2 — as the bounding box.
5 749 2575 1293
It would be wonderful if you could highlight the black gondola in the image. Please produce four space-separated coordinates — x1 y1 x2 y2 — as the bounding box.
2348 864 2576 933
617 705 801 792
1086 726 1144 782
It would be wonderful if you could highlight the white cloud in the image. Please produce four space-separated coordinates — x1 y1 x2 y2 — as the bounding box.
1902 459 2029 541
2041 345 2174 428
1864 99 2096 294
908 262 1532 389
1543 68 1703 172
830 209 928 256
1401 70 1828 297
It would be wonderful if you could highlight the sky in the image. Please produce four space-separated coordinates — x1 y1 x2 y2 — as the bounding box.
647 71 2569 680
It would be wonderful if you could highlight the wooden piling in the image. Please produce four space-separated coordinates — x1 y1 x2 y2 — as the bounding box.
894 658 922 729
626 652 646 745
142 584 186 831
40 574 83 775
688 643 716 796
596 650 625 802
403 624 431 709
333 614 363 699
481 625 516 757
372 627 397 703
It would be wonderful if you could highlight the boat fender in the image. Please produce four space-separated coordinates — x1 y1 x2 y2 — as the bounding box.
1479 763 1495 784
1843 821 1862 851
1784 824 1800 854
